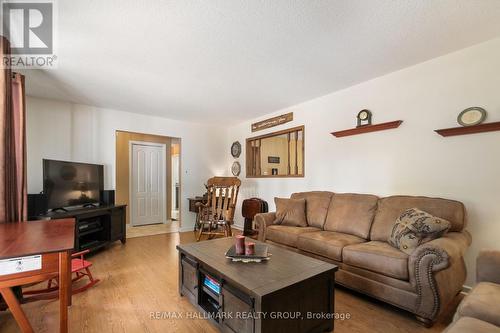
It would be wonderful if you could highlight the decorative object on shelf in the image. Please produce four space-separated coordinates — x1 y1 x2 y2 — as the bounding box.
251 112 293 132
435 121 500 137
230 141 241 158
231 161 241 176
331 120 403 138
457 107 487 127
267 156 280 164
356 109 372 127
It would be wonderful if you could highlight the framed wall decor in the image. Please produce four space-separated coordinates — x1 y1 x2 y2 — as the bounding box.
251 112 293 132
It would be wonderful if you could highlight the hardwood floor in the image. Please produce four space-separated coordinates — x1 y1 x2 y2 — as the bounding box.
0 232 460 332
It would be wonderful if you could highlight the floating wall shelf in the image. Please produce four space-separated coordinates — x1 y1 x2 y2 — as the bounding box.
331 120 403 138
435 121 500 137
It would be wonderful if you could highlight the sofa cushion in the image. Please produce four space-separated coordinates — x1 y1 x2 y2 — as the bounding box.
273 197 307 227
444 317 500 333
343 241 409 280
456 282 500 327
291 191 334 228
370 196 466 242
297 231 366 261
266 225 321 247
388 208 451 255
323 193 379 239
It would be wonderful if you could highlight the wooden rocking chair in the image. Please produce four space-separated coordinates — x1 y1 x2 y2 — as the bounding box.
22 250 100 302
196 177 241 241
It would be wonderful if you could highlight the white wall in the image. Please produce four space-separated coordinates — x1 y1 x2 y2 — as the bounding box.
26 97 228 230
227 38 500 285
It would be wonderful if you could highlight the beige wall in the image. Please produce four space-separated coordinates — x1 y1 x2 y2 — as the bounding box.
115 130 176 224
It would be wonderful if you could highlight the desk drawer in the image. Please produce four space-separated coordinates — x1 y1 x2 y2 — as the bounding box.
0 252 59 285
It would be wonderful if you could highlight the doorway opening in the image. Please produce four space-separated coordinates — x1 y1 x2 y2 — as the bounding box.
115 131 181 237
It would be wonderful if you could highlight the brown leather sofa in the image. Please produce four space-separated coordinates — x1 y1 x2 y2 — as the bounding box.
444 250 500 332
254 191 471 326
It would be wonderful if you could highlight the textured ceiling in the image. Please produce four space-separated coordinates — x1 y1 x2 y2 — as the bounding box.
21 0 500 124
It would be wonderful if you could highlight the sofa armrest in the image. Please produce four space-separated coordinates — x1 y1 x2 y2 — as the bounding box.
477 249 500 284
408 231 471 322
254 212 276 242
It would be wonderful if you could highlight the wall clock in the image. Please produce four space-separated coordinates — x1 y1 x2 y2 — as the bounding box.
231 161 241 176
231 141 241 158
457 107 486 127
357 109 372 127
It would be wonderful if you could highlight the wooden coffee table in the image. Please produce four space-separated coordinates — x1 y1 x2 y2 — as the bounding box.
177 237 338 333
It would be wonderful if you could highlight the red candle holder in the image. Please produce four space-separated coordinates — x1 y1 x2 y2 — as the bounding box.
245 242 255 256
235 235 245 255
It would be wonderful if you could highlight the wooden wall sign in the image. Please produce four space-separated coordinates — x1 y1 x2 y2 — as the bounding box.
251 112 293 132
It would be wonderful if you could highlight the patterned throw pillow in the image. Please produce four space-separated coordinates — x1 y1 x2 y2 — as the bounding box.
273 197 308 227
388 208 451 255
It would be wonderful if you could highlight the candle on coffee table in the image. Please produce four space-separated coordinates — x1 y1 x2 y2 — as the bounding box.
245 242 255 256
235 235 245 255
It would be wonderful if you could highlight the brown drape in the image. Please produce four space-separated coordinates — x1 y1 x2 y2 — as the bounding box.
0 36 27 223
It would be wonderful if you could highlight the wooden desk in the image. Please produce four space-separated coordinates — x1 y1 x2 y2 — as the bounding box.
0 219 75 333
188 197 205 213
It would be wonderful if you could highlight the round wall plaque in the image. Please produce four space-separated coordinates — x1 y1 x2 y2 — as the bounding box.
231 161 241 176
231 141 241 158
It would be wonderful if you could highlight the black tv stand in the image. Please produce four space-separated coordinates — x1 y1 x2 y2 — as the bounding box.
39 204 127 252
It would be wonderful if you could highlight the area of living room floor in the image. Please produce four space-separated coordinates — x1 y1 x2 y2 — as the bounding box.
0 232 460 333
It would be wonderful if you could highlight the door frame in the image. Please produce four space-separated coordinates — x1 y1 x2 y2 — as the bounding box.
129 140 167 226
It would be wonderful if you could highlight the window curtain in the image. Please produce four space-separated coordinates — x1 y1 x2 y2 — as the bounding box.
0 36 27 223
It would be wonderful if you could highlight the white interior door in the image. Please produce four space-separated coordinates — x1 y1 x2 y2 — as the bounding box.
130 142 166 226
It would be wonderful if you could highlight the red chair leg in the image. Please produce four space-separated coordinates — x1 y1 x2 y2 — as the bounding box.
71 267 100 294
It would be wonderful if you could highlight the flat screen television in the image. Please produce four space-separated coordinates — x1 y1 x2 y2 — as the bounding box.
43 159 104 210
